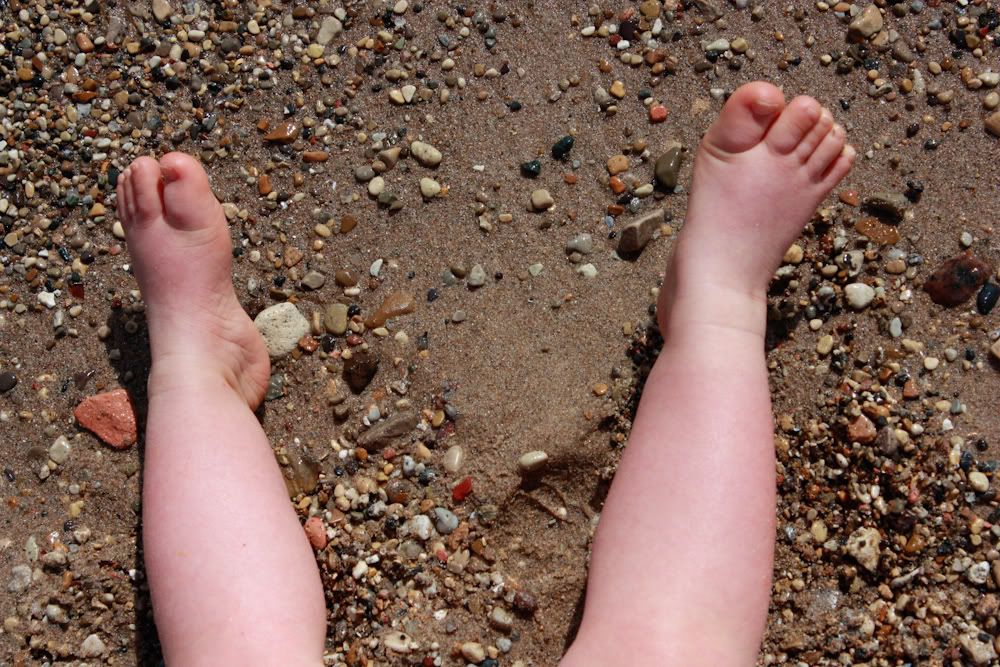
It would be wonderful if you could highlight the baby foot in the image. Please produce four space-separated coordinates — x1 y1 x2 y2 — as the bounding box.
116 153 270 407
660 81 855 335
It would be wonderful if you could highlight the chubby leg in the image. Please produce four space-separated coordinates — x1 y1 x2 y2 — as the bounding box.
563 82 854 666
117 153 326 666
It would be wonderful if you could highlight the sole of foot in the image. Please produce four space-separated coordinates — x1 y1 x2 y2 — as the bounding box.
659 81 856 335
116 152 270 407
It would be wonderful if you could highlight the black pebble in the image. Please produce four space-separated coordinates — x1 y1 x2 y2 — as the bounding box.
0 372 17 393
977 282 999 315
551 135 574 160
519 159 541 178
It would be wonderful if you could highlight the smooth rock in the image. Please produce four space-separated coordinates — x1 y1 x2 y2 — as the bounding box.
366 291 416 327
551 135 574 160
977 283 999 315
151 0 172 22
254 302 310 357
0 371 16 393
847 414 877 444
403 514 433 541
317 16 343 45
461 643 486 663
304 516 327 549
970 471 990 493
324 303 349 335
467 264 487 287
301 271 325 290
606 154 629 175
566 234 593 255
654 142 685 189
924 252 993 307
383 631 413 654
846 526 881 572
960 633 998 666
986 111 1000 137
264 120 300 144
410 141 442 167
74 389 137 449
618 208 665 254
419 177 441 198
48 436 71 464
432 507 459 534
849 5 883 42
855 217 900 244
530 189 554 211
845 283 875 309
443 445 465 474
518 450 549 475
862 191 908 221
489 606 514 632
80 634 107 659
357 411 417 450
343 349 380 393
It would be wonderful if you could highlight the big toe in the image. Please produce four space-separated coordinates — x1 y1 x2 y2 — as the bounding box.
702 82 786 155
118 156 164 228
159 152 221 231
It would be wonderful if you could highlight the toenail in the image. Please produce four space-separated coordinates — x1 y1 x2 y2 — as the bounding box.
751 97 781 116
161 165 181 183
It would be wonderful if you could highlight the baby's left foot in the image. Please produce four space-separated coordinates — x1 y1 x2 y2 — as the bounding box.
660 82 855 336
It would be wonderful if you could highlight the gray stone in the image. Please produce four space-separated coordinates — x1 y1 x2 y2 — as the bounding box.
301 271 326 290
703 38 730 53
862 191 908 220
324 303 349 335
489 606 514 632
79 634 106 659
566 233 593 255
410 141 442 167
654 142 685 189
617 208 665 254
317 16 343 45
403 514 433 541
467 264 487 288
845 283 876 309
432 507 459 534
48 436 70 464
254 303 310 357
518 450 549 475
960 633 998 667
357 412 417 450
8 565 31 593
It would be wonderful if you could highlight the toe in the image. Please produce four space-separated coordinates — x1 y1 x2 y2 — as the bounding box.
764 96 823 155
159 152 221 231
808 124 847 180
821 145 857 188
123 157 165 226
116 172 133 223
701 81 786 156
794 108 834 162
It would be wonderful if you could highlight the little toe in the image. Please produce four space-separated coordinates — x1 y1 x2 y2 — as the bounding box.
701 81 786 156
122 157 165 227
765 96 823 155
808 124 847 180
821 146 857 188
794 108 834 162
159 152 222 232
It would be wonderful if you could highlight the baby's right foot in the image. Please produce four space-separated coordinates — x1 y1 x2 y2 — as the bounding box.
660 82 855 336
116 153 270 407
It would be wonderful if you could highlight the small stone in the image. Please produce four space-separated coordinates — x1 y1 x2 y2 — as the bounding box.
343 349 380 393
403 514 433 541
991 339 1000 362
609 80 626 98
304 516 327 549
151 0 173 22
322 304 349 337
357 411 417 450
649 105 668 123
410 141 442 167
855 217 900 245
468 264 487 288
862 192 908 221
654 142 685 189
301 271 325 290
0 372 17 393
489 606 514 632
783 244 804 264
847 414 877 444
960 633 998 666
79 634 107 659
74 389 137 449
518 450 549 475
264 120 300 144
551 135 574 160
618 208 665 254
461 642 486 663
970 471 990 493
520 160 541 178
924 252 993 307
530 189 554 211
8 565 31 593
846 526 881 573
703 38 730 53
383 631 413 654
317 16 343 45
254 303 311 357
432 507 459 534
419 177 441 198
848 5 883 42
816 335 834 357
844 283 875 309
576 263 598 278
443 445 465 473
986 111 1000 137
48 436 71 464
367 176 385 196
977 283 999 315
566 234 593 255
607 154 629 175
923 357 939 371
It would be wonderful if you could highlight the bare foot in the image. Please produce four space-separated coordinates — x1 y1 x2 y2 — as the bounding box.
660 81 855 336
116 153 270 407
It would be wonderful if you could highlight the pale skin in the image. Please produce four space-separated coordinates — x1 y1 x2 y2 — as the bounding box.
116 81 853 666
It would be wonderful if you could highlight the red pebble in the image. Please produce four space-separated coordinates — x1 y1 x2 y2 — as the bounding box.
303 516 327 550
74 388 137 449
452 476 473 502
649 105 668 123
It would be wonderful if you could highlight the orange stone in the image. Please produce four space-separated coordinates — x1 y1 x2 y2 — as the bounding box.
303 516 327 549
609 176 627 194
264 120 300 144
74 389 137 449
649 105 668 123
847 414 877 444
303 151 329 163
564 173 578 185
839 189 860 206
855 217 900 245
340 214 358 234
365 291 416 328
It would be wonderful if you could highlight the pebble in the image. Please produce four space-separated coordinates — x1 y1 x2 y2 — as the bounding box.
855 217 900 245
960 633 998 666
432 507 459 534
965 468 993 497
79 634 107 658
254 302 311 357
816 335 834 357
617 208 665 254
654 142 685 189
383 631 413 654
151 0 173 22
410 141 442 167
468 264 487 288
343 349 380 393
576 263 598 279
551 135 574 160
317 16 343 45
986 111 1000 138
847 414 877 444
649 105 668 123
489 607 514 632
0 372 17 393
74 389 137 449
848 5 883 42
461 642 487 663
518 450 549 475
49 436 71 464
324 304 349 335
443 445 465 473
304 516 327 549
264 120 300 144
520 160 542 178
606 155 629 175
403 514 433 541
530 189 555 211
844 283 875 309
566 234 594 255
923 252 993 307
357 411 416 449
7 565 31 593
862 192 908 221
301 271 325 290
419 177 441 198
846 526 881 572
977 283 999 315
